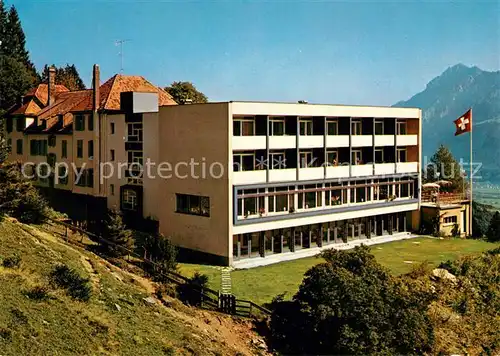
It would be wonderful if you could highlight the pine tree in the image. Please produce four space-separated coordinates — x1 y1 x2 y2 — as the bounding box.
102 210 134 257
4 6 30 65
39 64 86 91
0 1 7 49
425 145 466 193
0 54 36 113
486 211 500 242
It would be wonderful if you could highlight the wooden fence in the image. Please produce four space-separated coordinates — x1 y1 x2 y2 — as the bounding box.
44 216 271 318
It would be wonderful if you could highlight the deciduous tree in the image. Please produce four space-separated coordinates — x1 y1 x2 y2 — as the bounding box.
164 81 207 104
425 145 466 193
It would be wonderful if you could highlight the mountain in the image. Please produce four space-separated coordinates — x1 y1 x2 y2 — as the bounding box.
395 64 500 182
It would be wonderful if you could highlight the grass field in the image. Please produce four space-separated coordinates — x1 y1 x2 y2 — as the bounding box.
179 237 500 305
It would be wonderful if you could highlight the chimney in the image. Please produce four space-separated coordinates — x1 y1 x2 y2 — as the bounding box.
48 66 56 105
93 64 100 111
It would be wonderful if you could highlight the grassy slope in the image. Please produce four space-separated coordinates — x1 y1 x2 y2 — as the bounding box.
181 237 500 305
0 219 261 356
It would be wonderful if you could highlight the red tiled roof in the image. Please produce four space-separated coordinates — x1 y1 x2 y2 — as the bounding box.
10 100 42 116
25 84 69 106
37 90 92 120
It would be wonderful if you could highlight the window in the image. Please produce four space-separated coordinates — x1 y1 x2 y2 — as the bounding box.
269 118 285 136
299 120 313 135
268 187 290 213
397 148 407 162
375 179 390 200
110 122 115 134
38 164 48 184
47 153 56 167
299 150 314 168
233 152 255 171
110 149 115 161
75 168 93 187
6 118 13 133
298 184 322 209
444 216 458 224
375 120 384 135
327 150 338 166
77 140 83 158
122 189 138 211
29 140 47 156
62 140 67 158
351 120 362 135
58 165 68 185
75 114 85 131
233 118 255 136
397 121 407 135
237 189 265 217
325 182 344 206
127 123 143 142
110 184 115 196
48 135 56 147
176 194 210 217
327 120 338 135
88 141 94 159
128 151 143 165
352 150 362 165
88 114 93 131
16 139 23 155
375 149 384 163
269 151 285 169
16 117 25 131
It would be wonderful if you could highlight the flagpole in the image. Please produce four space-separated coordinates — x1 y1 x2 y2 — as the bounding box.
469 107 473 237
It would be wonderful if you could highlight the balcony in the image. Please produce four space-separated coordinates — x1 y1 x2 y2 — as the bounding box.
396 135 418 146
298 135 323 149
233 170 266 185
269 135 295 150
326 165 350 178
325 135 349 148
374 163 396 175
351 164 373 177
298 167 324 181
351 135 373 147
396 162 418 173
232 136 266 150
269 168 296 183
374 135 395 146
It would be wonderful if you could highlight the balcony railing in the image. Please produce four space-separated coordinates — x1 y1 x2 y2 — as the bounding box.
422 192 468 205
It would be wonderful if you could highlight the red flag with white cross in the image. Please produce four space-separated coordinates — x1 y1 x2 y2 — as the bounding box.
454 109 472 136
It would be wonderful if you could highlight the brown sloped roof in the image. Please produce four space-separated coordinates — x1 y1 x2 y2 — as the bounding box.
37 90 92 120
25 84 69 106
10 100 42 116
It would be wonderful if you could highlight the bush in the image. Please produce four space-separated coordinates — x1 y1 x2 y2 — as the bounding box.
486 211 500 242
26 286 50 301
451 223 461 238
0 162 50 224
177 272 209 307
50 264 91 301
2 254 21 268
155 283 178 299
101 210 134 258
143 233 177 282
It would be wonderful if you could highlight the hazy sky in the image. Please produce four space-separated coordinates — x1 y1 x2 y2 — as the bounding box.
7 0 500 106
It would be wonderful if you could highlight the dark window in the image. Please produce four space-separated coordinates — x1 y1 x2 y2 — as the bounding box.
444 216 457 224
110 149 115 161
29 139 47 156
16 139 23 155
75 114 85 131
47 153 56 167
176 194 210 217
16 117 25 131
122 189 138 210
77 140 83 158
375 149 384 163
327 120 338 135
75 168 93 187
62 140 67 158
6 118 13 133
88 140 94 158
58 165 68 185
48 135 56 147
30 140 37 155
88 114 94 131
110 122 115 134
42 140 48 156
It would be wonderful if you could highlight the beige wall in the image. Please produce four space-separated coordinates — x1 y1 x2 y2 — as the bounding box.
422 203 470 237
147 103 231 262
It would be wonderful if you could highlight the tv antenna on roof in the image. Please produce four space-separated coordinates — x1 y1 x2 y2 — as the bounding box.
115 39 131 73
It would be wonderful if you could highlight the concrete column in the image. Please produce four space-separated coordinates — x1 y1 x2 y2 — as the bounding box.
259 231 265 257
334 227 338 243
237 237 241 258
280 234 284 253
351 224 355 239
318 224 323 247
327 227 331 244
290 228 296 252
403 215 407 232
308 230 312 248
248 239 252 258
271 235 274 253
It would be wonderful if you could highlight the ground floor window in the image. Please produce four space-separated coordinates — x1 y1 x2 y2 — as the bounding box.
123 189 138 211
176 193 210 217
443 215 457 224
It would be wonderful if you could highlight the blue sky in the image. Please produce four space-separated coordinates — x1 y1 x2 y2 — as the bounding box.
6 0 500 105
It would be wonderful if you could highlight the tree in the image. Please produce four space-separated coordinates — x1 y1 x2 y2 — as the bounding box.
102 209 134 257
472 201 494 238
486 211 500 242
270 246 434 355
425 145 466 193
142 232 177 281
39 64 86 91
0 55 37 112
164 81 207 104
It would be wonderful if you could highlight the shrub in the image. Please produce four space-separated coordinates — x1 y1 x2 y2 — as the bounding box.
451 223 461 238
2 254 21 268
101 210 134 258
50 264 91 302
177 272 209 307
26 286 50 301
486 211 500 242
143 233 177 282
156 283 178 299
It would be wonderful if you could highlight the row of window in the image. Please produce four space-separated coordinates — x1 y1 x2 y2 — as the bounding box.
233 118 409 136
74 114 94 131
5 117 27 133
236 179 415 218
443 216 458 224
233 148 409 171
176 194 210 217
76 140 94 159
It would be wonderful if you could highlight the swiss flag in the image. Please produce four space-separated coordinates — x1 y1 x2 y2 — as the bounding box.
454 109 472 136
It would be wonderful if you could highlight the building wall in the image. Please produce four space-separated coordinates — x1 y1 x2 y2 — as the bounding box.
421 203 470 237
72 113 95 196
148 103 231 264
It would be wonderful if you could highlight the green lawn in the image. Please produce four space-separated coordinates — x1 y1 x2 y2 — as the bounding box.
179 237 500 305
